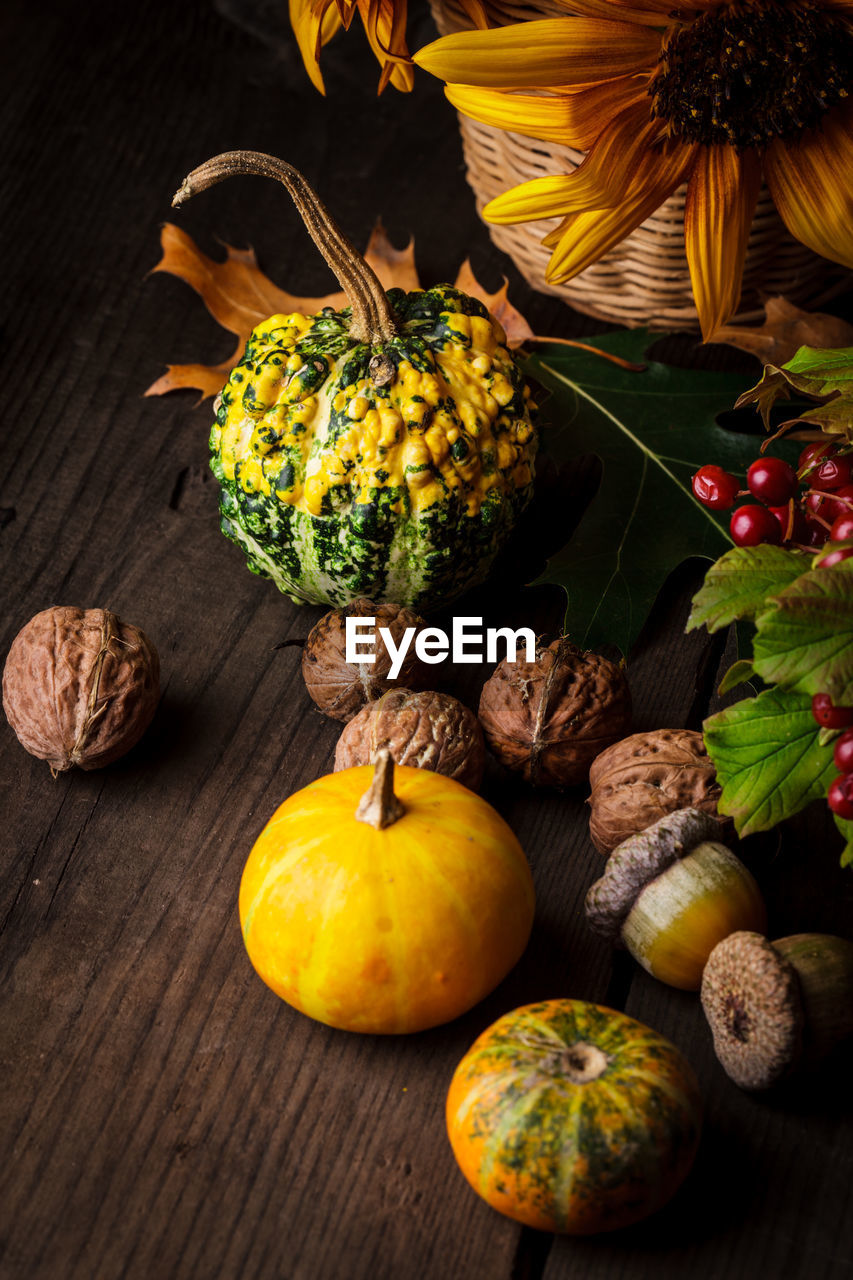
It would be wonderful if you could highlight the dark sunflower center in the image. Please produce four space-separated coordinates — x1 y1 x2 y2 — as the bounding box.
651 1 853 148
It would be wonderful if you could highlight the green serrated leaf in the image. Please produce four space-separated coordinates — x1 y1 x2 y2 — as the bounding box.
523 331 792 654
734 364 802 429
718 659 756 696
835 814 853 867
686 545 806 633
703 687 836 836
736 344 853 438
752 561 853 700
786 400 853 434
785 344 853 383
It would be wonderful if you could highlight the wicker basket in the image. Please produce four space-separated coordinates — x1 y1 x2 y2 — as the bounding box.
430 0 851 330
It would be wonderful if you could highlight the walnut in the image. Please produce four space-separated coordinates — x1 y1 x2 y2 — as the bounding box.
2 606 160 773
587 728 726 855
334 688 486 791
302 598 429 723
477 637 631 787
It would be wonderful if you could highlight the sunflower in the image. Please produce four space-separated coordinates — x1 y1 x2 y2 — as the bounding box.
289 0 412 92
414 0 853 337
289 0 488 93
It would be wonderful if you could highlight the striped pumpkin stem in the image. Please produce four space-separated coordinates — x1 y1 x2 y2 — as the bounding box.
172 150 400 361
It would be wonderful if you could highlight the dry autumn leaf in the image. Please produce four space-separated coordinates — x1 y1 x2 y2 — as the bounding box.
453 258 534 347
146 221 535 398
711 296 853 367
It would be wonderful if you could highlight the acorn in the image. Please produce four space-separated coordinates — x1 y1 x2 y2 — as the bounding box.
701 931 853 1090
585 808 766 990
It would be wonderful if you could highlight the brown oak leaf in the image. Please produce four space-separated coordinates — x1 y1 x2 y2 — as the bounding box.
711 296 853 366
453 259 535 348
146 222 534 398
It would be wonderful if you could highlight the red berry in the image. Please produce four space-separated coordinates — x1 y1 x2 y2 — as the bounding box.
805 486 853 525
817 546 853 568
798 440 836 478
770 504 809 543
730 504 783 547
747 456 798 505
830 513 853 541
692 464 740 510
803 517 830 548
804 490 828 518
828 773 853 821
835 730 853 775
810 455 853 491
835 484 853 511
812 693 853 729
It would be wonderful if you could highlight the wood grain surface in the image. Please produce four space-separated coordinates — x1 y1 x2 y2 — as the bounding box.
2 3 852 1278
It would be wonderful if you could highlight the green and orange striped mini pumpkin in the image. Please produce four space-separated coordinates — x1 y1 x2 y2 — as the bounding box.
446 998 702 1234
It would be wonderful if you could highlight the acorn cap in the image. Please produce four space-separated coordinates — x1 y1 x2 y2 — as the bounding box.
585 807 722 942
700 931 804 1090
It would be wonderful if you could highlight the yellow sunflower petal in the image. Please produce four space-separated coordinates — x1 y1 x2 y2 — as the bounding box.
331 0 357 28
596 0 716 10
413 19 661 88
547 0 692 23
289 0 343 94
483 175 588 224
684 145 762 340
445 77 649 151
764 105 853 270
357 0 414 92
485 103 661 221
542 140 698 281
457 0 490 28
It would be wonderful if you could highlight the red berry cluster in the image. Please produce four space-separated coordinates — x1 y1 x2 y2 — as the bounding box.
812 696 853 821
692 441 853 560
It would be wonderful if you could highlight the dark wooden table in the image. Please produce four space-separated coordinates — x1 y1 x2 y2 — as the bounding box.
3 3 852 1277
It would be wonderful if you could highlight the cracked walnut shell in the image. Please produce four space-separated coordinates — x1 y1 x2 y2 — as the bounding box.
587 728 725 855
2 606 160 773
477 637 631 787
302 598 429 723
334 688 486 791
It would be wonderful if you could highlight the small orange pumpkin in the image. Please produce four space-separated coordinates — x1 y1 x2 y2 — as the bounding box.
239 751 535 1033
447 999 702 1234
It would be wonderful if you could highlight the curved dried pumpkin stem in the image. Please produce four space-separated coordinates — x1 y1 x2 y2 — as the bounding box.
356 749 405 830
172 150 399 350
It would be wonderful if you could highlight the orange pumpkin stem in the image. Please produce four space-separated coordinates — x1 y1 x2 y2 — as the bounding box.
356 750 405 830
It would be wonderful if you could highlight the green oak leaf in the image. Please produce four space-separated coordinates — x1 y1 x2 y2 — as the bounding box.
835 815 853 868
703 687 836 837
524 331 795 654
736 343 853 438
752 561 853 701
686 545 806 634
